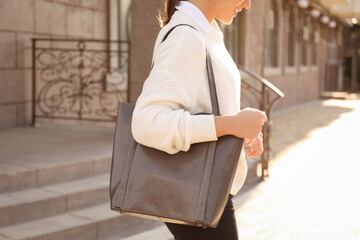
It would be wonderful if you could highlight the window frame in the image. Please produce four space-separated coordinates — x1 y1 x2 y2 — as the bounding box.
299 13 309 71
264 0 282 77
285 6 296 69
265 0 278 68
310 19 319 68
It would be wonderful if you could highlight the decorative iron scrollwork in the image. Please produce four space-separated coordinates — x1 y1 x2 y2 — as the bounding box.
33 39 130 123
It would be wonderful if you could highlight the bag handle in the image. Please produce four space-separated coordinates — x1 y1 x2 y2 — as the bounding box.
151 24 220 116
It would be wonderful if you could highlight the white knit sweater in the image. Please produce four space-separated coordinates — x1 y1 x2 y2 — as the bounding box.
132 6 247 195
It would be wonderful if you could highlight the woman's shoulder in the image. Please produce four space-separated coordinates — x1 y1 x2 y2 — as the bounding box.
151 23 206 68
156 22 206 51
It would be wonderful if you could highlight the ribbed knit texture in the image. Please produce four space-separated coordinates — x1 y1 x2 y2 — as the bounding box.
132 10 247 195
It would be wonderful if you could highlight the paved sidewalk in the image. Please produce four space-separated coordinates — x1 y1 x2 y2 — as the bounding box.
122 98 360 240
234 99 360 240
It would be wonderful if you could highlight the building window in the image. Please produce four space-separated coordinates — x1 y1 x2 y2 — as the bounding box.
300 14 309 67
310 20 319 66
286 7 296 67
266 0 277 67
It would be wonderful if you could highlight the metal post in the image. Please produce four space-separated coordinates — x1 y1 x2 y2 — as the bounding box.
32 39 37 127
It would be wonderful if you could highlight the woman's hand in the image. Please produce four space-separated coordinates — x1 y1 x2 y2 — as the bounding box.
214 107 267 139
245 132 264 158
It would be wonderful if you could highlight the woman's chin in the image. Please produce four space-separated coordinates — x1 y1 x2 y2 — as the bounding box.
217 17 234 25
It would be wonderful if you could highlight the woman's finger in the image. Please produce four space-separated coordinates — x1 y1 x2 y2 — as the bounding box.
248 141 264 158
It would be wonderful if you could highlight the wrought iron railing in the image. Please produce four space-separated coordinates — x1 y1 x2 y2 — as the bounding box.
32 38 130 125
238 65 285 179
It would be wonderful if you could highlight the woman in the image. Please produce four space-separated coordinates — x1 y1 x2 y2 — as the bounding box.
132 0 266 239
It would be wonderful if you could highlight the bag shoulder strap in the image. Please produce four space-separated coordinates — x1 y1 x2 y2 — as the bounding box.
206 51 219 116
161 24 197 43
151 24 220 116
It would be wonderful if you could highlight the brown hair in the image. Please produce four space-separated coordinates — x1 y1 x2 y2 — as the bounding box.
157 0 182 27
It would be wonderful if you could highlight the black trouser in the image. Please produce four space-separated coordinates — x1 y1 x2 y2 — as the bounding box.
165 195 238 240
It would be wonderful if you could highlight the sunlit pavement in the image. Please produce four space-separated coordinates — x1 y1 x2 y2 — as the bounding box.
121 98 360 240
234 98 360 240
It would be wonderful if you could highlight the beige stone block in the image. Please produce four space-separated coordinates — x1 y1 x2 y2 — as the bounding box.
94 11 107 39
95 0 107 10
37 160 94 187
13 187 61 204
130 55 152 84
17 33 52 68
0 32 16 68
42 224 97 240
67 187 108 210
131 0 163 26
16 33 33 69
67 6 93 38
2 69 31 126
97 212 165 239
16 102 32 127
0 70 24 104
129 82 144 104
130 24 158 100
0 213 95 240
41 174 109 211
0 105 17 130
80 0 106 9
35 0 66 35
22 69 33 102
15 103 26 126
53 0 81 5
0 0 34 32
93 157 111 175
0 163 37 193
71 203 117 221
0 189 66 227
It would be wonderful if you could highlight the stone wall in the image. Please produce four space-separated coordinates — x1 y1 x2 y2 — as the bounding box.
129 0 163 103
0 0 108 130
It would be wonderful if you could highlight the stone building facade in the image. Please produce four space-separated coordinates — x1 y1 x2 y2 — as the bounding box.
0 0 108 130
0 0 358 130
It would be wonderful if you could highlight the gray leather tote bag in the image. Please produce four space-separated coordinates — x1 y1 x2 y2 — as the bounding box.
110 24 244 228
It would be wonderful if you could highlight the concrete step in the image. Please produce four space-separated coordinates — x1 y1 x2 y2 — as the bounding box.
0 126 114 194
0 157 111 194
0 203 171 240
115 226 173 240
0 174 110 227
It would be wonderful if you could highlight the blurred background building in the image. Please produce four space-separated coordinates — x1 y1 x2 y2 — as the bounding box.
0 1 359 239
131 0 360 110
0 0 359 130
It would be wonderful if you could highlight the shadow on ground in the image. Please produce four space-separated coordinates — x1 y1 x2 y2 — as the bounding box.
269 100 356 159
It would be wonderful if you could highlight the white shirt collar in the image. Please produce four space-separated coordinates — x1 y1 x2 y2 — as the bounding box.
175 1 213 34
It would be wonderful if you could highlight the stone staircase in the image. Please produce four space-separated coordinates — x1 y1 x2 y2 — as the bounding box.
0 127 173 240
0 126 259 240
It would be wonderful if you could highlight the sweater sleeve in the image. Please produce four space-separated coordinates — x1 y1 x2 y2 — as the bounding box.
131 26 218 154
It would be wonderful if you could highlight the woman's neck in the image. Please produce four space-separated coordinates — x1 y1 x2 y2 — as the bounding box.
187 0 216 23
